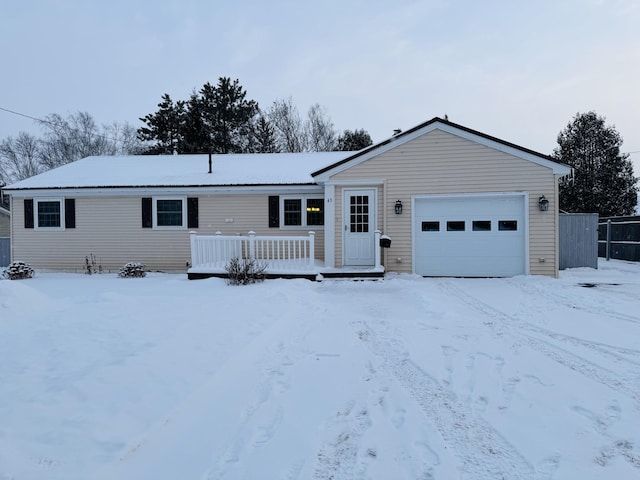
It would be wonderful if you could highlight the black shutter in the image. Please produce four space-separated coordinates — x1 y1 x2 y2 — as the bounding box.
268 196 279 228
24 199 34 229
187 197 199 229
65 198 76 228
142 197 152 228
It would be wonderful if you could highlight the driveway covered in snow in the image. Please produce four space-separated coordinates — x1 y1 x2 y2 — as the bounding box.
1 261 639 479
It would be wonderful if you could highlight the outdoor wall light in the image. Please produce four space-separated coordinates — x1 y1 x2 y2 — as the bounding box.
538 195 549 212
395 200 403 215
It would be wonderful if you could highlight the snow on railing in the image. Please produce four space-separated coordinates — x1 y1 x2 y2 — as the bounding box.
189 231 316 272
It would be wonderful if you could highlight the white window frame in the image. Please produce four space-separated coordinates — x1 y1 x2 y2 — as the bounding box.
34 198 65 231
152 196 187 230
279 195 325 230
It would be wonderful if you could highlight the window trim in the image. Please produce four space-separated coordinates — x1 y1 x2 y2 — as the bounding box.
279 195 325 229
152 196 187 230
34 198 65 231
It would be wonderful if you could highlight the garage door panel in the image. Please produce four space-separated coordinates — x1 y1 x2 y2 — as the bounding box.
414 195 526 277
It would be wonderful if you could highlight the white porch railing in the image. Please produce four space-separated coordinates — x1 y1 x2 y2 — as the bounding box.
189 231 316 272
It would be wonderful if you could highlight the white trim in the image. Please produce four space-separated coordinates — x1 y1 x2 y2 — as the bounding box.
279 194 325 230
322 180 385 187
411 192 529 276
315 121 571 181
152 196 187 230
6 184 324 198
324 184 335 268
34 197 65 231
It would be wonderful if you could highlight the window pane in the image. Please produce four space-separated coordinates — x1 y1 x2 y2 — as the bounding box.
157 199 183 226
37 201 61 227
306 198 324 226
349 195 369 233
422 221 440 231
472 220 491 231
498 220 518 231
447 221 465 231
284 199 302 226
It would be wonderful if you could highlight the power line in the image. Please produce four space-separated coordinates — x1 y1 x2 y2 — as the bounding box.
0 105 131 144
2 104 639 154
0 106 48 125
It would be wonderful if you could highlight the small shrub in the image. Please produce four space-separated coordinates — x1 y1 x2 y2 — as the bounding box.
2 261 35 280
85 254 103 275
225 257 267 285
118 262 147 278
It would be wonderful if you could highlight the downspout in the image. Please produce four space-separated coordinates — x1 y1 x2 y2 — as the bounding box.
383 179 388 269
554 175 561 278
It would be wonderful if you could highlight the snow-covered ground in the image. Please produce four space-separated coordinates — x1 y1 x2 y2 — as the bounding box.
1 261 639 480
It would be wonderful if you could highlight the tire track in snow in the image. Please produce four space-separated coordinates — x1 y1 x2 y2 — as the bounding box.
350 318 536 480
438 280 640 405
478 280 640 366
507 278 640 326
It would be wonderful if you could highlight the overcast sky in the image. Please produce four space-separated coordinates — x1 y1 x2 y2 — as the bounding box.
1 0 639 169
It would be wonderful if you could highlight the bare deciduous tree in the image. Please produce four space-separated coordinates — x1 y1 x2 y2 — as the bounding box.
0 132 42 182
305 103 336 151
38 112 141 170
267 97 306 153
0 112 142 184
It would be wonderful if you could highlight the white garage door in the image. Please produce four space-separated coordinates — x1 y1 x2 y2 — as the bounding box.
414 194 526 277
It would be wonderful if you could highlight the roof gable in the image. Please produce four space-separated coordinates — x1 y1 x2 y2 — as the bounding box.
312 117 571 179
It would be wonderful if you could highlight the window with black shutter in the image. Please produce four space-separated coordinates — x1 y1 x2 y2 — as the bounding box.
142 198 152 228
187 197 199 229
65 199 76 229
24 199 34 229
269 196 279 228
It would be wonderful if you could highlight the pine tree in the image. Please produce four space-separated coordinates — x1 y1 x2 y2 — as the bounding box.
335 129 373 151
197 78 259 153
137 94 186 154
555 111 637 217
251 115 279 153
138 79 259 154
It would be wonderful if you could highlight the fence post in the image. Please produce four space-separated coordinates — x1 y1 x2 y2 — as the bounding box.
248 231 256 260
374 230 381 270
189 231 197 268
308 231 315 267
606 219 611 261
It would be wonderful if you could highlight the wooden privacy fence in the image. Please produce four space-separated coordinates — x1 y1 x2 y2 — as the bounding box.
190 231 316 272
598 216 640 262
0 238 9 268
559 214 598 269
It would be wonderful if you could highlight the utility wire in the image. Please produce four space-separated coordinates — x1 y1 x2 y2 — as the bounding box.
2 104 639 154
0 106 45 124
0 105 132 144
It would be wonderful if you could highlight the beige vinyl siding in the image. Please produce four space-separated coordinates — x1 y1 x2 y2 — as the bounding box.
11 194 324 272
329 129 560 276
194 194 324 262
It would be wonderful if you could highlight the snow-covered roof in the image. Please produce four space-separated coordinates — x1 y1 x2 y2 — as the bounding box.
4 152 354 191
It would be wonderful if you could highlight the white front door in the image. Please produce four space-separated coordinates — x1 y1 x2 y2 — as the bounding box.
343 189 376 266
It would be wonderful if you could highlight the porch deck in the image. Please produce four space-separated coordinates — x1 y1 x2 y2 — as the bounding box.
187 260 385 281
187 231 385 281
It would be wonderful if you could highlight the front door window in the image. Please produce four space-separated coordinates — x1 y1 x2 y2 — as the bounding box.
350 195 369 233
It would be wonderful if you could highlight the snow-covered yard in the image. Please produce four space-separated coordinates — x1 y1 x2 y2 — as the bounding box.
1 261 639 480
